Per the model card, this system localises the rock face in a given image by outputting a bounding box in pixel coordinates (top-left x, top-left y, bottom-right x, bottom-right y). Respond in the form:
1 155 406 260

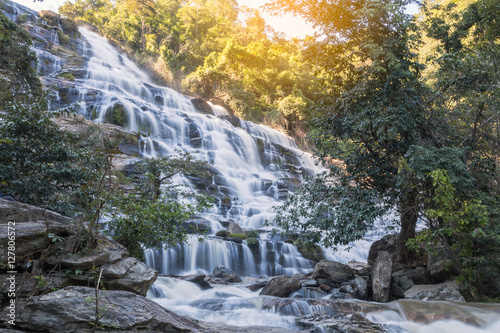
260 275 302 297
0 199 157 297
0 198 74 263
427 247 460 283
404 281 465 302
2 286 201 333
371 251 393 302
311 260 354 287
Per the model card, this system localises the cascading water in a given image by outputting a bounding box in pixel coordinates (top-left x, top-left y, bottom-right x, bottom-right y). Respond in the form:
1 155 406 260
74 27 321 278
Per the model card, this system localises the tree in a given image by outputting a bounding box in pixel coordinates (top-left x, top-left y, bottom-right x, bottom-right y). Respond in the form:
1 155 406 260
0 98 92 216
109 153 214 258
0 12 42 107
269 0 440 262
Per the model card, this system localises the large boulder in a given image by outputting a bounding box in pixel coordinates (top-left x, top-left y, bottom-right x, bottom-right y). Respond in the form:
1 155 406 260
367 234 397 266
0 199 74 263
260 275 302 297
404 281 465 302
226 221 244 235
1 286 201 332
311 260 354 287
212 265 242 283
183 273 212 290
427 246 460 283
371 251 393 303
101 257 158 296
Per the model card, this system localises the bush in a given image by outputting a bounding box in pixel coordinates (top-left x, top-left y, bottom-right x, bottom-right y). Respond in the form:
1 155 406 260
228 233 246 240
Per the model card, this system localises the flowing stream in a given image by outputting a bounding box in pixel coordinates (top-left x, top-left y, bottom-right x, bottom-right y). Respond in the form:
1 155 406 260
11 2 499 329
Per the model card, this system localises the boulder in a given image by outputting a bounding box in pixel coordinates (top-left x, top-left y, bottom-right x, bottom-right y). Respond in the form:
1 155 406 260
1 286 201 332
212 265 242 283
0 199 74 263
353 276 368 300
311 260 354 287
404 281 465 302
101 257 158 296
348 262 372 276
371 251 393 303
367 234 397 266
427 247 460 283
58 251 111 270
183 273 212 290
189 97 214 115
94 238 129 264
260 275 302 297
226 221 244 235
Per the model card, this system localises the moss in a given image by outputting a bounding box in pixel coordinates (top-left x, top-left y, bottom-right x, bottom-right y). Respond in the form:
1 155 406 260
246 230 259 238
246 237 259 246
104 103 129 128
58 73 75 81
216 229 228 237
60 18 78 37
228 233 246 240
90 108 98 120
57 30 70 46
16 14 27 24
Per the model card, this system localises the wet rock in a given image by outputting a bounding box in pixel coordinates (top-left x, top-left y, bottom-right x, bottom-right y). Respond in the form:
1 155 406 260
219 115 242 128
297 313 386 333
260 275 302 297
311 260 354 287
404 281 465 302
353 276 368 299
302 279 320 288
3 286 201 332
183 273 212 290
371 251 393 302
212 265 242 283
101 257 158 296
367 234 397 266
348 262 372 276
189 97 214 115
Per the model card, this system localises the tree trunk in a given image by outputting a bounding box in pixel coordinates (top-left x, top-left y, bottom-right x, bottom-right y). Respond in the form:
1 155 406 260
396 195 418 263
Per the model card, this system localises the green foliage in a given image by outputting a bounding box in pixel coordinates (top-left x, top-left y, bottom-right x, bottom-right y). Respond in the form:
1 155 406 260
59 0 318 133
0 98 93 215
109 153 214 258
408 169 499 298
0 12 42 107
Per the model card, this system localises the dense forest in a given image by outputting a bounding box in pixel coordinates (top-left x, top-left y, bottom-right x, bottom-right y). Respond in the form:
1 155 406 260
58 0 319 136
1 0 499 302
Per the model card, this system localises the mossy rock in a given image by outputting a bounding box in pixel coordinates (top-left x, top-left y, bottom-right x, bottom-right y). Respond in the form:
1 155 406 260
216 229 229 237
228 233 246 240
39 10 60 27
60 18 78 37
57 30 71 46
58 72 75 81
297 243 325 263
104 103 129 128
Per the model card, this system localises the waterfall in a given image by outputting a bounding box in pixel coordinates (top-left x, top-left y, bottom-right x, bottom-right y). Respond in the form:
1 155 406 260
74 27 320 276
